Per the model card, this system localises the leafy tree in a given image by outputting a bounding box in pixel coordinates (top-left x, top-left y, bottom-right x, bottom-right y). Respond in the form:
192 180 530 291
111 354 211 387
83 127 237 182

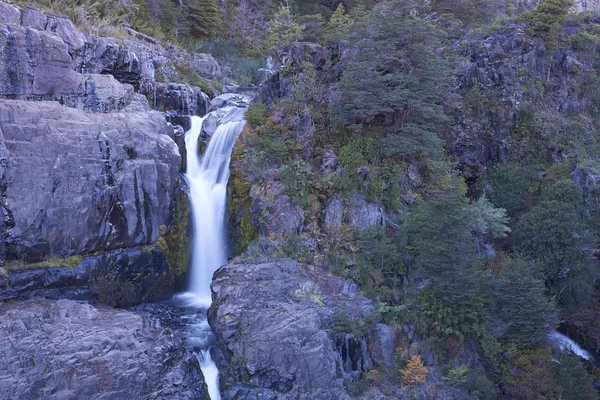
265 5 305 57
517 0 574 49
513 179 598 311
495 257 558 348
553 353 598 400
486 164 536 217
325 3 353 44
357 226 405 288
468 195 511 238
189 0 220 39
332 0 451 159
411 190 484 338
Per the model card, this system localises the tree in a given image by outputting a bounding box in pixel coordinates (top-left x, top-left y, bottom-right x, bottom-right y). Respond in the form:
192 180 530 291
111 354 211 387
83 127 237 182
553 353 598 400
411 190 484 338
265 5 305 57
401 355 428 386
324 3 353 44
495 257 558 348
517 0 574 49
513 179 598 311
331 0 451 159
188 0 220 39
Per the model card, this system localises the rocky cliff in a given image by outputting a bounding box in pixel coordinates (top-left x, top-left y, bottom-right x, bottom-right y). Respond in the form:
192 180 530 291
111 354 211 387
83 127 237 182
0 0 221 301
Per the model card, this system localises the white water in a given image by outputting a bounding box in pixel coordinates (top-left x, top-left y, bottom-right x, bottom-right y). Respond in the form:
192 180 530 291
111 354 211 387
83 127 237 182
549 331 594 361
197 350 221 400
176 100 247 400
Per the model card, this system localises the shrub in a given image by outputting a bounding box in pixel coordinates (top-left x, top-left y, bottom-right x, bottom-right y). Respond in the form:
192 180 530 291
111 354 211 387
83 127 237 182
401 355 428 386
245 103 269 127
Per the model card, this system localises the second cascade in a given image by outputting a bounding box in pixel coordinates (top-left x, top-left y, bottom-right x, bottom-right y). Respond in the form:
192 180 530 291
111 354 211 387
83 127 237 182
175 93 250 400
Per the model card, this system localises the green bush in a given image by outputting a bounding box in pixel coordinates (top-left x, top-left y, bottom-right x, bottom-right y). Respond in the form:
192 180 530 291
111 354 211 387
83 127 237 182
245 103 269 126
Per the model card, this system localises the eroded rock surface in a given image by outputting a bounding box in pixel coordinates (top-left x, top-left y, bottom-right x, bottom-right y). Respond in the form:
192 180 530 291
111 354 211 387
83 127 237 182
0 100 180 263
209 258 374 400
0 298 210 400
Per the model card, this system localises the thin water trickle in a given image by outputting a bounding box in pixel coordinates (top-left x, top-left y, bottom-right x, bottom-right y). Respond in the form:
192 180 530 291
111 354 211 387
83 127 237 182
175 103 247 400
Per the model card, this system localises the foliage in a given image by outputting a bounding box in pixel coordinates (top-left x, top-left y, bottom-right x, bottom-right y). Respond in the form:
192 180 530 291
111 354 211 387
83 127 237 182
444 364 469 386
486 164 536 217
494 256 558 348
569 28 599 51
324 3 353 44
265 5 305 57
513 179 598 311
411 191 485 338
188 0 220 39
552 353 598 400
517 0 574 49
332 0 451 159
401 355 428 386
278 161 314 205
503 349 562 400
357 226 405 291
245 103 269 126
468 195 511 238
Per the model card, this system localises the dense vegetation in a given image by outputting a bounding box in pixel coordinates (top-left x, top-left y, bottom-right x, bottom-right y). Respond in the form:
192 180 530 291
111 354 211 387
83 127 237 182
15 0 600 397
227 0 600 398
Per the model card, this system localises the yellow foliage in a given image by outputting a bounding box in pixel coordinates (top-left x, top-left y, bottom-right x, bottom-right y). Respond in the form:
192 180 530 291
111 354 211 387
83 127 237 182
401 355 428 386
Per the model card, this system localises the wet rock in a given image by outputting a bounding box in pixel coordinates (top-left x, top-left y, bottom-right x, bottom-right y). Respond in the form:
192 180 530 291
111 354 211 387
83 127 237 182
324 196 343 232
209 258 373 400
0 298 210 400
192 53 222 78
374 324 396 368
0 24 135 112
46 14 86 53
0 100 180 263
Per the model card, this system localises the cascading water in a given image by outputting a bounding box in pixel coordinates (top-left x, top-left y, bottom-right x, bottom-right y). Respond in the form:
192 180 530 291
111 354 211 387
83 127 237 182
548 331 594 362
174 96 248 400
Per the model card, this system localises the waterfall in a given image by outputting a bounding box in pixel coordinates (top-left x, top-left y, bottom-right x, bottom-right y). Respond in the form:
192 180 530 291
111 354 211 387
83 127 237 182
548 331 594 362
175 96 247 400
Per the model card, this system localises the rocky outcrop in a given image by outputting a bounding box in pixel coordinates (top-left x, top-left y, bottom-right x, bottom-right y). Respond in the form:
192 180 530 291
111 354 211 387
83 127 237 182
0 247 174 307
0 298 210 400
0 100 180 263
208 258 374 400
450 21 600 182
248 182 305 239
0 1 215 116
144 82 210 116
256 42 330 106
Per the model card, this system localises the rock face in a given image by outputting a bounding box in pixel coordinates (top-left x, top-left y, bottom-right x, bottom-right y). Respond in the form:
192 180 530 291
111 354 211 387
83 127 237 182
0 2 214 116
0 247 174 307
208 258 374 400
0 298 210 400
0 100 180 263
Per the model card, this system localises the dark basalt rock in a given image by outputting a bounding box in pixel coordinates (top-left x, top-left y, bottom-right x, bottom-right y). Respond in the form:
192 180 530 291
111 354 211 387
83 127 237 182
0 247 173 307
208 257 374 400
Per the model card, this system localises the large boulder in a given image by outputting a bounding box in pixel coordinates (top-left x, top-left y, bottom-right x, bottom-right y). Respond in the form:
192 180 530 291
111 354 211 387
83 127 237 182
0 100 180 263
209 258 373 400
0 298 210 400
